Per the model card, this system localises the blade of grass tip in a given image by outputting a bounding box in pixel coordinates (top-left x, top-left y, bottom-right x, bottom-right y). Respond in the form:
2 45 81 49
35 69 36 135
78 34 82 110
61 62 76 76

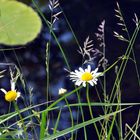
32 0 70 70
64 98 74 140
44 107 129 140
128 125 140 140
134 110 140 140
86 84 100 139
125 124 140 140
53 108 62 134
40 111 47 140
124 120 140 140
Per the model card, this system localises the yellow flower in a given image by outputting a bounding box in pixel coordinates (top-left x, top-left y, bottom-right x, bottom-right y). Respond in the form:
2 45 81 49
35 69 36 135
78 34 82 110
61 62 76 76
0 80 20 102
69 65 103 87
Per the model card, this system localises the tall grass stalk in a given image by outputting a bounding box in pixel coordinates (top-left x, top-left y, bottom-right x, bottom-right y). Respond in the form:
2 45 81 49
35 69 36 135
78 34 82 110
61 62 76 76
109 19 140 104
116 2 140 86
32 0 71 70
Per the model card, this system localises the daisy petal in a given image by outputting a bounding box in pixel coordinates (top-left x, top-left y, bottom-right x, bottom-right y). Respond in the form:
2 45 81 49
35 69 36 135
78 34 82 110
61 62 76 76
75 80 81 86
0 88 7 94
82 82 86 87
88 81 94 86
94 68 98 73
93 81 97 85
79 67 84 73
75 70 79 73
70 75 78 78
77 80 82 86
69 65 103 88
15 92 21 100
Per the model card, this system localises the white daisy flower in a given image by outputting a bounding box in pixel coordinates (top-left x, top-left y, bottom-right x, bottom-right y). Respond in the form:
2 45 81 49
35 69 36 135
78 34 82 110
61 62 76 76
69 65 103 87
0 80 21 102
58 88 67 95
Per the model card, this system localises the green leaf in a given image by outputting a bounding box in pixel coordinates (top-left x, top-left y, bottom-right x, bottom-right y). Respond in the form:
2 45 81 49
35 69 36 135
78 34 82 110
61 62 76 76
44 107 129 140
0 0 42 46
40 112 47 140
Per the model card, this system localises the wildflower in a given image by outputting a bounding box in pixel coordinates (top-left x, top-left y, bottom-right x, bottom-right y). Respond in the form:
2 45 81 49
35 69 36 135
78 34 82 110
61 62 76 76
58 88 67 95
69 65 102 87
0 80 21 102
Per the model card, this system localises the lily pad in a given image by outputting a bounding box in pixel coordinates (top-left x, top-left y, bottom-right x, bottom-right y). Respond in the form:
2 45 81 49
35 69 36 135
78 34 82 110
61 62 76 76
0 1 42 46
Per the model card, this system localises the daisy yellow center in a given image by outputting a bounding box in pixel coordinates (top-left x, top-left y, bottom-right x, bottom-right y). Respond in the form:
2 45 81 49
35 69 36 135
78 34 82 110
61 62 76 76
81 72 93 81
5 91 17 102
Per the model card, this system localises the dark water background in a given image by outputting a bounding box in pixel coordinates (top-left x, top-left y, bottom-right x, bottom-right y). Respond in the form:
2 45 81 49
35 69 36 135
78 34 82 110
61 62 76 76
0 0 140 139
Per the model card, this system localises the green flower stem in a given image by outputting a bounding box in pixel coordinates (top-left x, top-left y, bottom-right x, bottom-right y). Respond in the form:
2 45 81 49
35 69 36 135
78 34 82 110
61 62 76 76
76 91 88 140
13 101 28 140
64 97 74 140
86 84 100 139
